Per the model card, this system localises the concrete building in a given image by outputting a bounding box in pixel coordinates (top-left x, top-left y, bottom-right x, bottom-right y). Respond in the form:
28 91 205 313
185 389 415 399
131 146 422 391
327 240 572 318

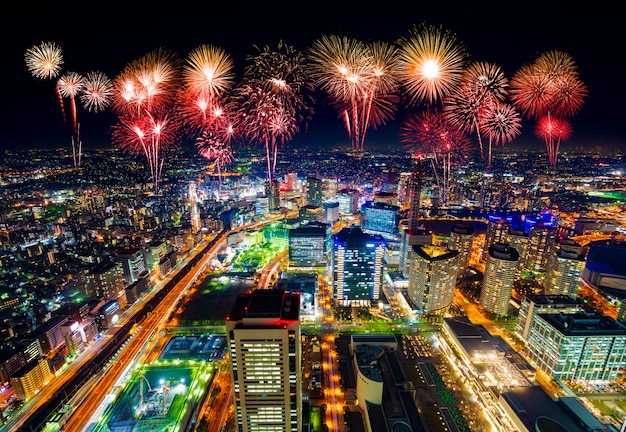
480 243 519 317
408 245 459 315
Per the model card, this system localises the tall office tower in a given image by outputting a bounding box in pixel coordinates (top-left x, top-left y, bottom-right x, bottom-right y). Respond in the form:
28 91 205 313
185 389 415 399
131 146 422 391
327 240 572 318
408 245 459 315
322 177 338 201
397 172 412 205
285 172 299 192
480 243 519 317
265 180 280 211
306 176 323 207
226 289 301 432
336 189 360 215
544 244 586 296
332 226 385 306
381 169 399 193
360 201 400 237
288 221 331 270
523 225 557 275
323 200 339 225
189 181 200 233
482 215 512 262
449 223 475 278
516 294 585 341
506 227 529 277
400 159 432 276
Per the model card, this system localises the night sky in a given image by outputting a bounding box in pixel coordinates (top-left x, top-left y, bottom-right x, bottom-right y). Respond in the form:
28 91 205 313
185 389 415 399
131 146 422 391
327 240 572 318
3 1 625 154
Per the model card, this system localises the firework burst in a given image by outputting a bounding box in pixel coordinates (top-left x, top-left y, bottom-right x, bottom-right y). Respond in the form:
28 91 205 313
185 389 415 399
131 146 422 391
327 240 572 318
396 22 468 106
112 48 183 190
479 102 522 169
179 44 236 135
400 109 471 206
25 41 64 80
234 40 314 181
443 61 508 160
80 71 114 113
510 50 587 167
534 114 573 167
308 35 399 153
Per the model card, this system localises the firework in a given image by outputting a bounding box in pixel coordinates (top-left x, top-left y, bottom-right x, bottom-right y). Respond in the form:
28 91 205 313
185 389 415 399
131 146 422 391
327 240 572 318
443 61 508 160
534 115 573 168
510 50 587 167
308 35 399 152
112 48 183 190
80 71 114 113
400 109 471 206
179 45 236 134
396 22 468 106
233 41 313 181
57 71 85 166
25 41 64 80
479 102 522 169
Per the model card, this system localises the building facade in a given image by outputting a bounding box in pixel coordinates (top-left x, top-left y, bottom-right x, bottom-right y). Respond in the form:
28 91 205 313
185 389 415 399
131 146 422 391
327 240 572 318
479 243 519 317
408 245 459 315
226 289 301 432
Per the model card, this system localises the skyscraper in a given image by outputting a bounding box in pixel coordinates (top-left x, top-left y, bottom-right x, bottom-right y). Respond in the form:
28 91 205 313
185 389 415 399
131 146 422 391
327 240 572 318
408 245 459 315
332 226 385 306
544 246 586 296
306 176 323 207
189 181 200 233
449 223 475 278
480 243 519 317
226 289 301 432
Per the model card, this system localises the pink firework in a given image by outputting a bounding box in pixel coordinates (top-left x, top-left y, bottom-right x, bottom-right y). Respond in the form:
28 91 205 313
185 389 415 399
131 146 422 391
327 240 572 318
534 115 573 168
479 102 522 170
179 44 236 135
112 48 183 190
400 109 471 206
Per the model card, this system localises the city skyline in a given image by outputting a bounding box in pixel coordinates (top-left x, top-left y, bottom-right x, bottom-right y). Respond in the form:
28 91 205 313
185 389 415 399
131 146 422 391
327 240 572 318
3 2 625 158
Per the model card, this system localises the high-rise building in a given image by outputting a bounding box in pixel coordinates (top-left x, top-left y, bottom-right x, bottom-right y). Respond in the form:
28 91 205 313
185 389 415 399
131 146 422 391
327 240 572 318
189 181 200 233
449 223 475 278
226 289 301 432
265 180 280 211
336 189 360 215
582 240 626 297
360 201 400 237
526 312 626 381
381 169 399 193
544 245 586 296
306 176 323 207
482 215 512 262
332 226 385 306
524 225 557 275
408 245 459 315
323 200 339 225
288 222 331 270
506 227 529 277
480 243 519 317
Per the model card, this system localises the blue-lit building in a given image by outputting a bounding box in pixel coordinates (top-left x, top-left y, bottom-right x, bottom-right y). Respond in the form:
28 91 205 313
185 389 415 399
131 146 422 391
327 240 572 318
336 189 360 215
360 201 400 237
332 226 385 306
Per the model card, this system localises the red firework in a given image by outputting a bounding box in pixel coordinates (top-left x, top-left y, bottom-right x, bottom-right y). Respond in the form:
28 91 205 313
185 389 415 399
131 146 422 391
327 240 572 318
534 115 573 168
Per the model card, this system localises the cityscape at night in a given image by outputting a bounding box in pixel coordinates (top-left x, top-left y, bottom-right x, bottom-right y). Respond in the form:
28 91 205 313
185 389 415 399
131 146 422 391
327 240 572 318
2 3 626 432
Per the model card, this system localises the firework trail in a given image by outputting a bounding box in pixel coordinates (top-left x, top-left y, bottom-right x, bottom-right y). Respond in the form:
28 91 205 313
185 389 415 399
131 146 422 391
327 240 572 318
233 40 314 182
112 48 183 191
196 102 238 186
509 50 587 167
57 71 85 166
400 109 471 206
308 35 399 153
